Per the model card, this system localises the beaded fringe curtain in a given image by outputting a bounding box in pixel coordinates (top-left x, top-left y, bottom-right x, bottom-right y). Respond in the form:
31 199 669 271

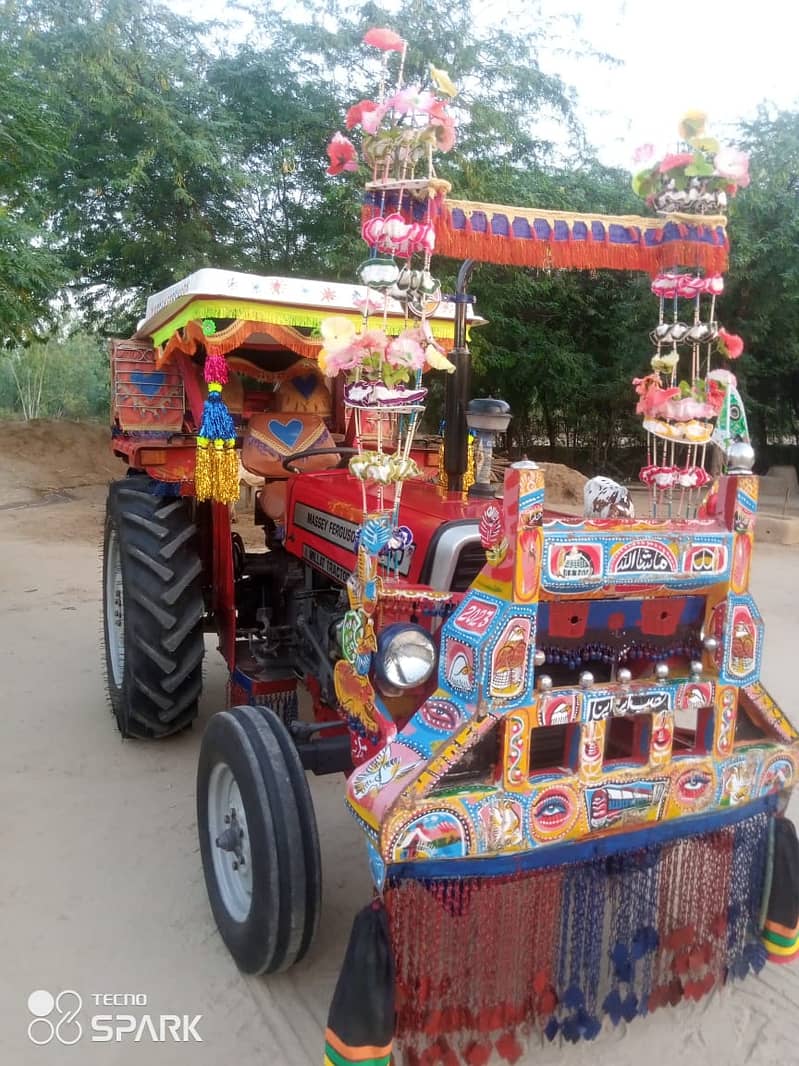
385 810 770 1065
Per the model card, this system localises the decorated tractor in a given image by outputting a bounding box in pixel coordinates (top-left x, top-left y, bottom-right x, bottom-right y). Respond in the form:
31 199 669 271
102 33 799 1066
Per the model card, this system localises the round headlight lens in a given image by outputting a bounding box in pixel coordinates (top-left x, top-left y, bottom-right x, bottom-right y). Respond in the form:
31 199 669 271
374 623 437 695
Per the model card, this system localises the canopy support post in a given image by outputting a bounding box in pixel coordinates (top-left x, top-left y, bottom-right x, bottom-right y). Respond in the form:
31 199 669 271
443 258 476 494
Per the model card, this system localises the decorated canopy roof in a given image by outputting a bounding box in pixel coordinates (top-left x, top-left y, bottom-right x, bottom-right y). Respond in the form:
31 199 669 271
135 268 483 362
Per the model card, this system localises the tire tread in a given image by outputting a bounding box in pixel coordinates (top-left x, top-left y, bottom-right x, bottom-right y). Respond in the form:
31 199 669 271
103 477 204 738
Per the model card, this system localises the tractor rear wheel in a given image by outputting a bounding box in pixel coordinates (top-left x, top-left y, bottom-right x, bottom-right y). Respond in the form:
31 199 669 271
103 477 204 738
197 705 322 974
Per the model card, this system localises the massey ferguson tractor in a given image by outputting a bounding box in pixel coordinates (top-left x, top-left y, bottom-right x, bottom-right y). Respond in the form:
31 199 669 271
102 47 799 1057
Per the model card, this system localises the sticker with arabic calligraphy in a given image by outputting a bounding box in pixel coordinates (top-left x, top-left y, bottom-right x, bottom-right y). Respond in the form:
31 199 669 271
609 540 678 577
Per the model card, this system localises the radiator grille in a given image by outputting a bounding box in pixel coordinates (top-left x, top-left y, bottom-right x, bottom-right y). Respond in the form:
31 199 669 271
450 540 487 591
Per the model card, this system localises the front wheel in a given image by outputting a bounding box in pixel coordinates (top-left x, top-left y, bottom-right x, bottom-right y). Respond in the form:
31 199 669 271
197 705 322 974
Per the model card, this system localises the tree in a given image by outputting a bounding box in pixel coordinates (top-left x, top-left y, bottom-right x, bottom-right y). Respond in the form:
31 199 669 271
723 107 799 451
4 0 242 334
0 5 66 344
0 332 108 419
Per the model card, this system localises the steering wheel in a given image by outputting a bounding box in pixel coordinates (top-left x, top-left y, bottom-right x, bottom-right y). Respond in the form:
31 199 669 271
281 446 359 474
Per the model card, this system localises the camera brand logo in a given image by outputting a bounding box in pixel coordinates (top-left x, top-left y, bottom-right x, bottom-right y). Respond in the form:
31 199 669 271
26 990 202 1044
27 990 83 1046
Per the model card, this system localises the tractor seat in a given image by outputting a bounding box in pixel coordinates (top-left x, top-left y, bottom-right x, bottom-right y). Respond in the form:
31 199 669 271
241 413 340 524
241 413 340 480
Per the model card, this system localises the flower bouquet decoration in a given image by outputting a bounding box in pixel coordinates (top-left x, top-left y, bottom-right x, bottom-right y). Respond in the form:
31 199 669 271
636 269 751 517
632 112 750 216
321 27 459 531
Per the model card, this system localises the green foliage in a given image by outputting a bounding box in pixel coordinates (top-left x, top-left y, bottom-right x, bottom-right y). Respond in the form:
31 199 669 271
0 0 794 466
723 108 799 448
0 5 67 344
5 0 242 334
0 333 109 419
463 163 652 458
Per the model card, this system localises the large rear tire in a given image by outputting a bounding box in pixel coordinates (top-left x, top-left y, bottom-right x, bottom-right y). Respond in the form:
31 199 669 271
197 705 322 974
103 477 204 738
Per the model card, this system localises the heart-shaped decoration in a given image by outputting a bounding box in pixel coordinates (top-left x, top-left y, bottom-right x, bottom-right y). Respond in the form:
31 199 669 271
131 371 166 397
291 374 318 400
361 213 436 256
268 418 304 449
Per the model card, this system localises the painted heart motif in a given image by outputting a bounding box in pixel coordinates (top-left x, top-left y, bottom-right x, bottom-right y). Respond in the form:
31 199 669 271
291 374 318 400
268 418 304 449
131 371 166 397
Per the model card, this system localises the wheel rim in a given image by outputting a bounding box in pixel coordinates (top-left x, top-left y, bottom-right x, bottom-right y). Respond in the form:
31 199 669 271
105 527 125 688
208 762 253 923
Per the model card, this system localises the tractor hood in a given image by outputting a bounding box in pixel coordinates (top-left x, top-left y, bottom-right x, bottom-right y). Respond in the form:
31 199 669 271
284 469 490 590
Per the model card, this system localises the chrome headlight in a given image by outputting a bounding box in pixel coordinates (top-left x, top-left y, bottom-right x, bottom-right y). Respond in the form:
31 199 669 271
374 623 436 696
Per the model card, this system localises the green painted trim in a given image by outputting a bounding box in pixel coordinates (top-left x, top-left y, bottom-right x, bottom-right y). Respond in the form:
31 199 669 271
324 1041 391 1066
763 927 799 949
150 298 461 347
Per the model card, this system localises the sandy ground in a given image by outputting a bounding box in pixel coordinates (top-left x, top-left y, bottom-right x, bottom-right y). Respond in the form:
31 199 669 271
0 421 798 1066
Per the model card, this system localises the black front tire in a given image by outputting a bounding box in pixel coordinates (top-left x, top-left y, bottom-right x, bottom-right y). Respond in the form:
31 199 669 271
197 705 322 974
102 477 204 738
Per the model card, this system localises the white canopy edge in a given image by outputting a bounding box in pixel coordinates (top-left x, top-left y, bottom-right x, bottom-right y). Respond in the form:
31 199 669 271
137 268 482 338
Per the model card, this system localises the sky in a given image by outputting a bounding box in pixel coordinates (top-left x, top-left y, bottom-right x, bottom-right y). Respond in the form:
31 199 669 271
164 0 799 168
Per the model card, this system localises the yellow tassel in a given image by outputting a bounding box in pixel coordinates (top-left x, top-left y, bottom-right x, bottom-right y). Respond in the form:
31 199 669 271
462 434 476 497
437 434 475 494
216 440 240 505
195 437 239 504
195 437 213 501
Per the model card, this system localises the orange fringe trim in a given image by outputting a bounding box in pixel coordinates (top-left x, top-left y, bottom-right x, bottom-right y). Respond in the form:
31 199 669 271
360 200 730 275
159 319 322 367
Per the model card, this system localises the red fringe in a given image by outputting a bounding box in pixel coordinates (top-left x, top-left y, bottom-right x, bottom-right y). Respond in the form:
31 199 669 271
385 870 563 1059
648 829 733 1011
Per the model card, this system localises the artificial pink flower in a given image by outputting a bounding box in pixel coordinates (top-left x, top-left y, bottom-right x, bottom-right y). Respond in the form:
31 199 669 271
326 132 358 175
346 100 380 130
658 152 694 174
363 27 405 52
324 342 363 374
428 99 456 152
361 104 388 135
387 85 436 116
386 329 426 370
707 378 726 413
356 328 389 356
633 143 656 164
718 328 745 359
433 116 456 152
428 98 450 123
714 148 750 188
632 374 680 417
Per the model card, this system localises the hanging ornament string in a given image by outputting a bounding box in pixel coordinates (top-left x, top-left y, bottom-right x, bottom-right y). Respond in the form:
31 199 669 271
195 352 239 504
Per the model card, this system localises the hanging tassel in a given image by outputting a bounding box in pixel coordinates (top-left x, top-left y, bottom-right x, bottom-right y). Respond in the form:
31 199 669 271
196 354 239 504
323 900 395 1066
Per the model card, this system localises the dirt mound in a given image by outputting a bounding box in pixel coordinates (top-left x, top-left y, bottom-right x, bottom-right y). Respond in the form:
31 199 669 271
537 461 587 505
493 458 587 508
1 419 124 494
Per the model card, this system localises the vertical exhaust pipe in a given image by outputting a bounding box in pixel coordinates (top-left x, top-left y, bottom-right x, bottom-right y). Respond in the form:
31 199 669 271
443 258 476 493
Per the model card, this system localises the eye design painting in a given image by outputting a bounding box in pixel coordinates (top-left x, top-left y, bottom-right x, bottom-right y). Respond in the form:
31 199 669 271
531 785 579 840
